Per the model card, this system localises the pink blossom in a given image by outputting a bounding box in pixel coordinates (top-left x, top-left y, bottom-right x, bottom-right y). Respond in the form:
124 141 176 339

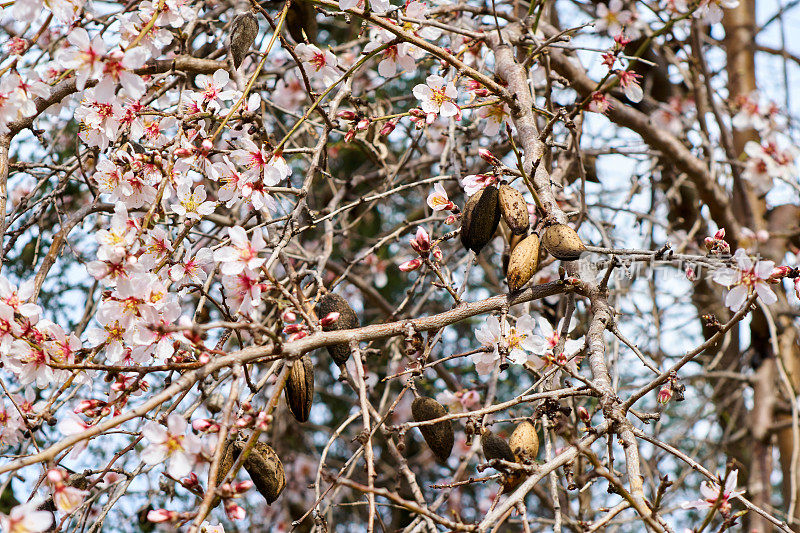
0 498 53 533
214 226 268 276
712 249 778 311
142 413 201 479
682 469 743 516
426 182 455 211
413 75 460 120
295 44 339 85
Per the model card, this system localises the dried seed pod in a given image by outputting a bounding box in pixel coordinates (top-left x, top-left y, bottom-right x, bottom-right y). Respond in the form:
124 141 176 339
506 233 540 292
460 185 501 254
284 355 314 422
411 396 454 463
228 12 259 69
235 441 286 504
205 393 225 414
286 0 317 43
215 439 238 488
480 430 515 463
498 184 529 235
316 293 359 365
509 420 539 463
541 223 586 261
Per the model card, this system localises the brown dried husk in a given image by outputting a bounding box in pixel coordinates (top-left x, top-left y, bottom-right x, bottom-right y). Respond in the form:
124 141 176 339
498 184 530 235
509 420 539 463
480 430 515 463
235 441 286 504
541 223 586 260
228 12 259 68
284 355 314 422
286 0 317 43
506 233 540 292
411 397 454 462
460 185 501 254
316 293 359 364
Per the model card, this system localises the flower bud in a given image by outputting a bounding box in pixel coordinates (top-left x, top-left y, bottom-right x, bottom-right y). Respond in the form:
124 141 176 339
399 258 422 272
356 118 370 131
337 110 357 121
577 406 590 423
379 120 397 136
147 509 178 523
320 312 341 326
478 148 500 166
657 384 673 404
344 128 356 143
281 309 297 323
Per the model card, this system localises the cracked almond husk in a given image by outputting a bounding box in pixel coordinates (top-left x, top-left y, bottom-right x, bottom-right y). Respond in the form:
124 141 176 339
498 184 529 235
509 420 539 463
460 185 501 254
228 12 259 69
284 354 314 422
541 223 586 261
506 233 540 292
411 396 454 463
235 441 286 504
316 292 359 365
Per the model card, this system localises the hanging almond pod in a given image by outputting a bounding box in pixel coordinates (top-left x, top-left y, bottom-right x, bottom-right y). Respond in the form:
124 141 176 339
286 0 317 43
480 430 515 463
316 293 359 365
284 355 314 422
498 184 529 235
235 441 286 504
460 185 501 254
411 396 454 462
541 223 586 260
509 420 539 463
506 233 540 292
228 12 259 69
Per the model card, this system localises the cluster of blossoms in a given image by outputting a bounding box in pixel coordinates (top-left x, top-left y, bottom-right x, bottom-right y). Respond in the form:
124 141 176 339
473 314 584 375
399 227 443 272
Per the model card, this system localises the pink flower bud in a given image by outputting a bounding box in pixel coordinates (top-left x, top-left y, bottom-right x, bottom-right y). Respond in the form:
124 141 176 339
182 473 200 489
198 352 211 365
47 469 67 483
337 110 357 121
356 118 370 131
281 309 297 323
479 148 500 166
256 411 273 430
320 312 340 326
224 501 246 520
685 267 696 281
431 246 443 262
769 266 790 281
398 258 422 272
577 406 590 423
201 139 213 151
379 120 397 137
344 128 356 143
409 227 431 254
192 419 220 432
283 324 303 334
445 214 457 224
287 331 308 341
704 237 716 250
233 480 253 494
174 147 192 158
714 228 726 240
657 384 673 404
409 108 426 118
147 509 177 523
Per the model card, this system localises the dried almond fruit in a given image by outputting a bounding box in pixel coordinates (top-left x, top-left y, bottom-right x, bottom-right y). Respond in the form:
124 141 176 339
235 441 286 504
460 185 501 254
284 355 314 422
506 233 540 292
541 223 586 261
509 420 539 463
411 396 454 463
498 184 529 235
228 12 259 69
316 292 359 365
480 430 515 463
